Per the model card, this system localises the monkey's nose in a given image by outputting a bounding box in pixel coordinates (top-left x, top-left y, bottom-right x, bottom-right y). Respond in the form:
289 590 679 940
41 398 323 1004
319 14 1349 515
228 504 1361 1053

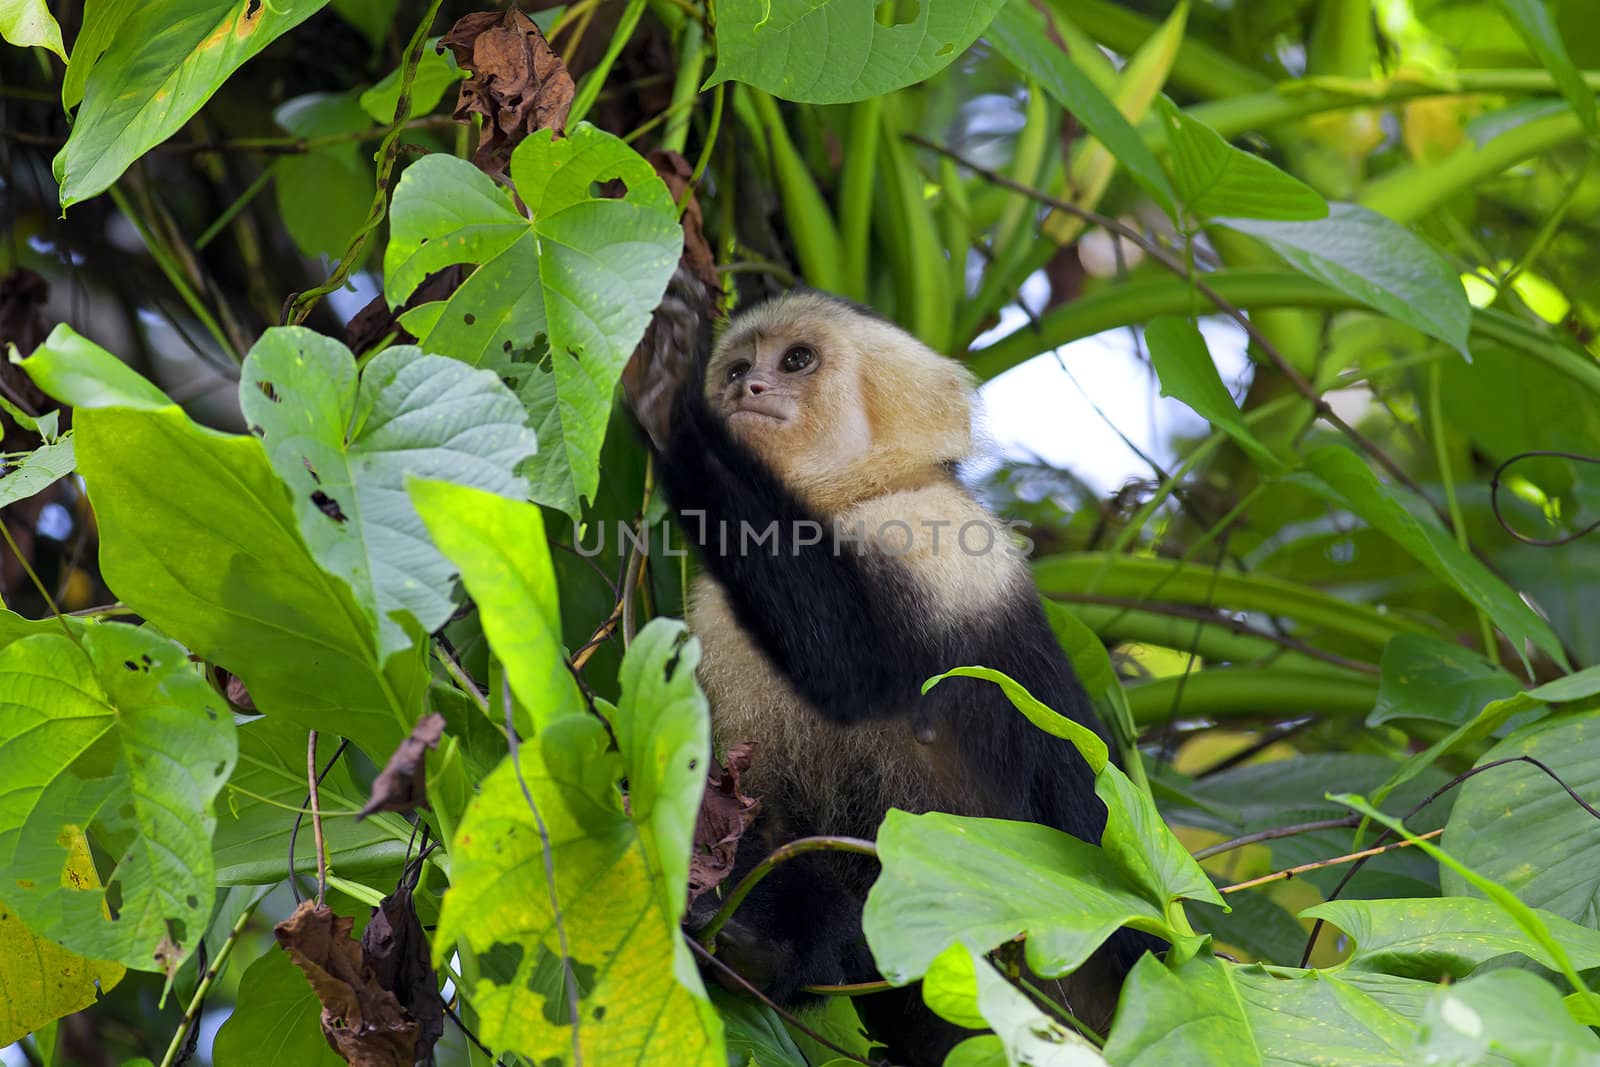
747 381 766 395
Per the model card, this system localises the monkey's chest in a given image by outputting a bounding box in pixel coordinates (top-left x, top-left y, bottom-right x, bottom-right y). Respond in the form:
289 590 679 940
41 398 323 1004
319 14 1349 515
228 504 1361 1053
687 578 976 836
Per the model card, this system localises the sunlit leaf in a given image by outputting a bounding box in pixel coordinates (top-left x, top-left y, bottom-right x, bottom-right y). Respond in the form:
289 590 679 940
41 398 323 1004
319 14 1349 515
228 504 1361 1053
0 436 74 509
0 623 235 976
923 943 1108 1065
384 124 682 520
55 0 329 208
241 329 537 661
0 0 65 57
706 0 1006 104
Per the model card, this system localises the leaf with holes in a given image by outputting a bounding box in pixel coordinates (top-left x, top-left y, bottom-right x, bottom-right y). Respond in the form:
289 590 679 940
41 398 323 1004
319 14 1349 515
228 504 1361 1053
21 326 427 759
432 618 721 1063
384 123 681 520
54 0 327 208
0 623 235 976
241 328 536 662
705 0 1008 104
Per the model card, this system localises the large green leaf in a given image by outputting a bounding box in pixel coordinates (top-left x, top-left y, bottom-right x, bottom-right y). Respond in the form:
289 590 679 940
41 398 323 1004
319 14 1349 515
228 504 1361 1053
384 124 681 520
0 623 235 975
241 329 536 661
1299 445 1568 668
1304 896 1600 979
1158 97 1327 222
432 619 721 1064
409 481 581 734
987 0 1176 219
22 327 425 758
1104 953 1425 1066
214 716 413 885
923 943 1107 1065
0 0 64 57
54 0 328 208
1414 969 1600 1067
1442 711 1600 925
705 0 1005 104
1144 316 1284 473
1221 204 1472 355
863 810 1167 986
211 946 344 1067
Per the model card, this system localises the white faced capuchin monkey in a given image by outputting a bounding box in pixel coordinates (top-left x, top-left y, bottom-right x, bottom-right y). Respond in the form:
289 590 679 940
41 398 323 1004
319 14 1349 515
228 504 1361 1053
627 290 1156 1064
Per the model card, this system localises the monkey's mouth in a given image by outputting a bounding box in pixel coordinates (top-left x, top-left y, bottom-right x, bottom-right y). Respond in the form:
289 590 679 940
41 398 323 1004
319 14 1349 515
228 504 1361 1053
728 399 794 426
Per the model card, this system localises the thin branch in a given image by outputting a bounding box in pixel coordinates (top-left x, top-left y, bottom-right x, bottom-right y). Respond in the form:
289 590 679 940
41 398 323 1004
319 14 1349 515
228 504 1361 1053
696 836 878 950
1192 815 1359 860
687 939 890 1067
1221 828 1443 893
503 680 582 1064
908 134 1449 527
157 899 259 1067
307 731 329 906
288 738 350 904
1490 449 1600 546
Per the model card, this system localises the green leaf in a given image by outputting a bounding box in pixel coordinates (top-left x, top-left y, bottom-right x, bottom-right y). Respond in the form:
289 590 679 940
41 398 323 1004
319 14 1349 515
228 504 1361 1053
1041 600 1138 752
0 436 74 509
1104 954 1426 1066
60 0 138 109
705 0 1005 104
331 0 397 46
1370 635 1522 728
712 988 808 1067
272 93 375 262
988 1 1176 219
384 125 682 520
409 481 581 734
923 943 1108 1065
1220 204 1472 355
1144 316 1285 474
1417 969 1600 1067
1495 0 1597 135
433 622 721 1063
1441 711 1600 925
862 809 1167 986
925 666 1108 771
54 0 328 208
23 328 425 758
0 834 124 1045
1299 445 1567 669
358 40 464 122
0 0 65 57
214 717 412 885
0 623 235 976
1303 896 1600 979
241 329 537 661
212 946 345 1067
1157 97 1327 222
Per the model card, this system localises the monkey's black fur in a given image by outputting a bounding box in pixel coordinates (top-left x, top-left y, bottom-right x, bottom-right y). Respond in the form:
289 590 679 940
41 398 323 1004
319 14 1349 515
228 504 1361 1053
654 330 1158 1062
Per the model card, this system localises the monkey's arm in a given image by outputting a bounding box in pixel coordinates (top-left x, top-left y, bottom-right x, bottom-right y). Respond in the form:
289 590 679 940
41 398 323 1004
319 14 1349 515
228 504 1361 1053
659 392 936 718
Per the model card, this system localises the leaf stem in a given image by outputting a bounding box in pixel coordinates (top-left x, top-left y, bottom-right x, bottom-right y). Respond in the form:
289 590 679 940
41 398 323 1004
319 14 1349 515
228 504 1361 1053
157 900 258 1067
695 835 878 951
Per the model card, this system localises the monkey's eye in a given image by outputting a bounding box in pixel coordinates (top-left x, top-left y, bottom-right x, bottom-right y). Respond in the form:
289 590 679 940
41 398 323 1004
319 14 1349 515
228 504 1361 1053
726 359 751 382
781 345 815 372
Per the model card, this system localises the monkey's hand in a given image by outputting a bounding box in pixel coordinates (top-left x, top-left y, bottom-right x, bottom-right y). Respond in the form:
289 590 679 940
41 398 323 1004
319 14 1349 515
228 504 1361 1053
623 263 708 451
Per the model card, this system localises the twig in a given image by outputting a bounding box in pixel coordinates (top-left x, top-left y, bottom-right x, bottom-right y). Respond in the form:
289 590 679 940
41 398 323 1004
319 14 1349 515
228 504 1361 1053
1490 449 1600 546
1194 718 1316 778
288 738 350 904
0 516 81 648
1220 828 1444 893
1299 754 1600 964
696 836 878 951
502 681 582 1063
285 0 446 325
157 900 259 1067
908 134 1449 527
1192 815 1359 860
307 731 328 906
687 939 890 1067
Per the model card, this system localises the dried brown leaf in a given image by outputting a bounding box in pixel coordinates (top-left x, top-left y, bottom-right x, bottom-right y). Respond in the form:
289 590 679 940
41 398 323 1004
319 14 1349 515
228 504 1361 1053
687 742 761 904
440 8 574 178
274 901 416 1067
358 712 446 821
361 885 444 1065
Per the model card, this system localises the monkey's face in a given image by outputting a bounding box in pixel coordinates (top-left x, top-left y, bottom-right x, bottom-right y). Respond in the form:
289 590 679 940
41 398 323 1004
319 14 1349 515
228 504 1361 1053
705 311 872 477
